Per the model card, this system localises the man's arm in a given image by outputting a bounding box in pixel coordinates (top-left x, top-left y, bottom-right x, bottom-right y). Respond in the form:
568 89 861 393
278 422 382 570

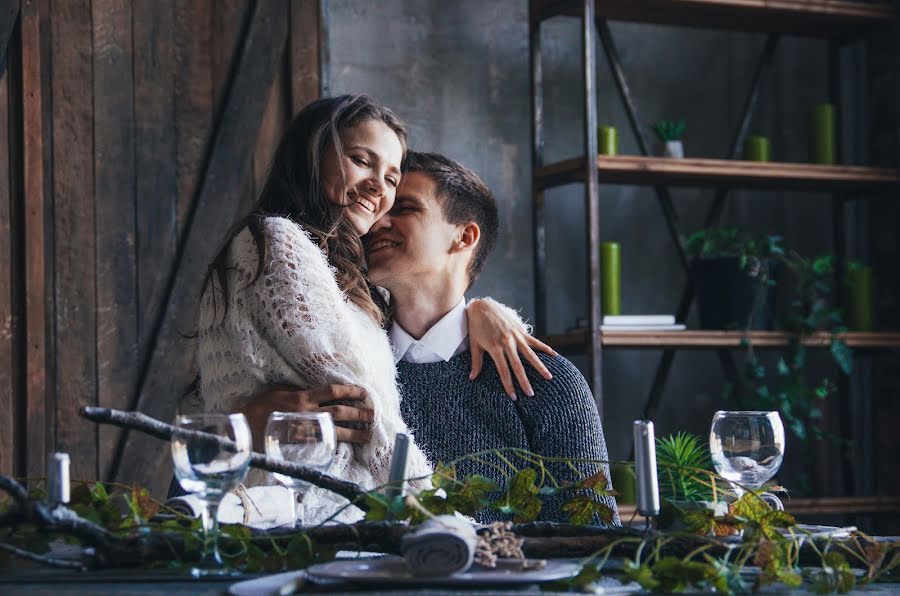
513 354 620 526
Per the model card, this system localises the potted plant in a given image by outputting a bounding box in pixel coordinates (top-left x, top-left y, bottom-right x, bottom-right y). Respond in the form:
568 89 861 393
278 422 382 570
653 432 734 534
685 230 856 486
685 228 782 330
653 119 686 157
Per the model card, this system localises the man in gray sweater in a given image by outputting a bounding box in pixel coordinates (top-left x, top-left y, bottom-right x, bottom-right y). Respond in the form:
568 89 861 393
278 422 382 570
364 151 618 525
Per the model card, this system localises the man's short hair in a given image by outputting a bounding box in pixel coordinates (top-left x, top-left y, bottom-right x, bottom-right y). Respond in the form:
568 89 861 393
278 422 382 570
403 151 499 286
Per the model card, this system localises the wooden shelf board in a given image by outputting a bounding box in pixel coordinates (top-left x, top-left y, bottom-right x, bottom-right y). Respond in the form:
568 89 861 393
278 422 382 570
541 329 900 351
535 155 899 192
618 496 900 522
534 0 895 38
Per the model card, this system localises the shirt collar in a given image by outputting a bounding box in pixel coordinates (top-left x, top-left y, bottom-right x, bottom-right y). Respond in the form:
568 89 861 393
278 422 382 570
390 298 468 364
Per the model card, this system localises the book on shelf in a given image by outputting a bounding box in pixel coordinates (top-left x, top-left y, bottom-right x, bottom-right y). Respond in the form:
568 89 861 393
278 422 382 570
602 315 676 326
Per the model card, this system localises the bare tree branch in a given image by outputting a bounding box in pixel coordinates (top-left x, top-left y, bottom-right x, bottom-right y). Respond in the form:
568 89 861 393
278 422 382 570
0 476 29 506
80 407 370 510
0 542 87 570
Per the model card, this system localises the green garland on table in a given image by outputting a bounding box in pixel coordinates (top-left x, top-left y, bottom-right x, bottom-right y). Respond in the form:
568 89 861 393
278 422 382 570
2 459 898 593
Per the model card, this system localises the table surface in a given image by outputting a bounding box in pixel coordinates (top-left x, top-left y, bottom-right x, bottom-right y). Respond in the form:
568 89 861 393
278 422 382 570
2 564 900 595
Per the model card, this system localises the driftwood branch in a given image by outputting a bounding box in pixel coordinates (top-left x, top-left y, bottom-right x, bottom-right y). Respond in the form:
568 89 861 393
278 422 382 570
80 407 370 511
1 486 893 573
0 542 87 570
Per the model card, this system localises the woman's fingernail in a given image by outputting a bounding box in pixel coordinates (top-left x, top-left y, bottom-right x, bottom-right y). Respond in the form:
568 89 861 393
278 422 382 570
509 393 517 401
527 388 535 397
469 372 475 380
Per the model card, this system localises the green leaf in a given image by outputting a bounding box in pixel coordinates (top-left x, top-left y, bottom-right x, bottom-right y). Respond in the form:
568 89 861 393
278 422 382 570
90 482 110 504
830 339 853 375
546 562 603 591
502 468 542 523
651 557 718 593
362 492 391 521
446 474 500 514
561 494 614 526
811 552 857 593
777 357 791 376
754 540 803 589
432 462 457 490
623 560 659 591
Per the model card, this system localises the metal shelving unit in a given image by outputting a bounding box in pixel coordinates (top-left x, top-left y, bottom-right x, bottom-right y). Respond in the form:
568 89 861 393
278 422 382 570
529 0 899 499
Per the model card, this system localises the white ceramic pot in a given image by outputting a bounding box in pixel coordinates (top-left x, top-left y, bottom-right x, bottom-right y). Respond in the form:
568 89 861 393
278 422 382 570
662 140 684 158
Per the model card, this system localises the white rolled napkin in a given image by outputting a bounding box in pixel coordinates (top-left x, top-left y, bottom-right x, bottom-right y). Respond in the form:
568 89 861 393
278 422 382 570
401 514 477 577
164 485 295 530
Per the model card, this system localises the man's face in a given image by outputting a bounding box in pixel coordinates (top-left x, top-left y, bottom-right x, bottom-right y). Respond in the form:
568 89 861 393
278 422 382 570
364 172 460 291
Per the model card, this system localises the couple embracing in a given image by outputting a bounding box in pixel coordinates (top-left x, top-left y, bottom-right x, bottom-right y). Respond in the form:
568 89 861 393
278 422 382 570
193 94 618 526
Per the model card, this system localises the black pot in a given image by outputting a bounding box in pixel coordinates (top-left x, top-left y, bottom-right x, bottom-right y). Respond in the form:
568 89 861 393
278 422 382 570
692 257 777 330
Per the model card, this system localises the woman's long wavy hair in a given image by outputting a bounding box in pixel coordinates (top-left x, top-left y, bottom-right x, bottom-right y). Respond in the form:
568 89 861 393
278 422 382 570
207 94 407 326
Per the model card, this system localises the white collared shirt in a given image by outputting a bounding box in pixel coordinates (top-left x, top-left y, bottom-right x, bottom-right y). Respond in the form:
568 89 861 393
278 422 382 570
390 298 469 364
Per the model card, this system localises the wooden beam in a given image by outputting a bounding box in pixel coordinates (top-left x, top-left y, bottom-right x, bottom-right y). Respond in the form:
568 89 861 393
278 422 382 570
93 0 137 480
0 9 14 477
133 0 178 363
21 0 53 481
0 0 18 77
109 0 290 494
173 0 214 238
50 0 97 480
289 0 321 115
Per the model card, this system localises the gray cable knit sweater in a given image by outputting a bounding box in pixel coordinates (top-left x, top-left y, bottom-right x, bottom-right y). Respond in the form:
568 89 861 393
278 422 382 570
397 351 620 526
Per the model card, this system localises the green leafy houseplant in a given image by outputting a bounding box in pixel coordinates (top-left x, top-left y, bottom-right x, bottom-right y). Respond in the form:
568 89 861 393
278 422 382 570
655 432 715 503
685 228 855 448
653 119 686 142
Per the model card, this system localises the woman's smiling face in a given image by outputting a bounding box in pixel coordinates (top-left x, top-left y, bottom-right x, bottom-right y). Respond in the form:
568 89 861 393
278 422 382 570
321 119 404 236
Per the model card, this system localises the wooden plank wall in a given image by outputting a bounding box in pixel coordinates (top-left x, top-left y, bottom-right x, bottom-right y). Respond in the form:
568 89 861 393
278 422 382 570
1 0 321 491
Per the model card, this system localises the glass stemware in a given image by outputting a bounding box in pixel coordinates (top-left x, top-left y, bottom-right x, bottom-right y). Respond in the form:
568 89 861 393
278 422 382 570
171 413 252 577
709 410 785 507
264 412 337 528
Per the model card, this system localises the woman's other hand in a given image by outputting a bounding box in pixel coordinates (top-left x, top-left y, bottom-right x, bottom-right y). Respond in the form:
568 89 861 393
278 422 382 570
465 298 557 400
238 384 374 450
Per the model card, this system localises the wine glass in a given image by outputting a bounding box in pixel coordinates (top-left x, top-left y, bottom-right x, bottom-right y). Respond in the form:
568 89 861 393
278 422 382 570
710 411 785 508
264 412 337 527
171 413 252 577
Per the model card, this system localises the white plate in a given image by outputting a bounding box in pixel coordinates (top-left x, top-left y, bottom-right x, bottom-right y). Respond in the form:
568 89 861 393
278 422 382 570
306 557 583 586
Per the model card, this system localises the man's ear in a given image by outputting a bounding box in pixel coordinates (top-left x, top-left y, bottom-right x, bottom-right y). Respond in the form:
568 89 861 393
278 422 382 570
451 222 480 254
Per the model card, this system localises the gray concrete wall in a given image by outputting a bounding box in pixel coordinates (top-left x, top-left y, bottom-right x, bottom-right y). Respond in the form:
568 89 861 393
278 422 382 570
326 1 860 479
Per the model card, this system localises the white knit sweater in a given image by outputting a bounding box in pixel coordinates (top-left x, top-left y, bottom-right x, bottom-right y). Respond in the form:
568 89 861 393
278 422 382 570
197 216 433 524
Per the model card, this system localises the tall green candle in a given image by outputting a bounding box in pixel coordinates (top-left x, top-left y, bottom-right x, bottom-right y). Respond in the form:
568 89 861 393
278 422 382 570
847 266 874 331
809 103 837 165
598 126 618 156
601 242 621 316
744 135 771 162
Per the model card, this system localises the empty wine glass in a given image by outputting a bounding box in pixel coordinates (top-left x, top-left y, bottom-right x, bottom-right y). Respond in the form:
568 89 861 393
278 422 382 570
710 411 785 508
265 412 337 527
171 413 252 577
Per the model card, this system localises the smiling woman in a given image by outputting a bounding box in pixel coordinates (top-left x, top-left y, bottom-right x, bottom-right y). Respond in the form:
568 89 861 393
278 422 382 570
195 94 435 524
320 119 404 236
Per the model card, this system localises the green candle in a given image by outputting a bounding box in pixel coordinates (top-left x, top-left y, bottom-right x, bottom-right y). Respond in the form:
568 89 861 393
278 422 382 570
809 103 837 165
598 126 618 156
601 242 621 316
847 266 874 331
743 135 770 162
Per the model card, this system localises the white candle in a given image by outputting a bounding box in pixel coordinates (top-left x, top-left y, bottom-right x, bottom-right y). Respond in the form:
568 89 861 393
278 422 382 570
633 421 660 517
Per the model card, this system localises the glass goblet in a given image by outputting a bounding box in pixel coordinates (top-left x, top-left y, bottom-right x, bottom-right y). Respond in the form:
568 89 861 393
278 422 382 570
709 410 785 508
264 412 337 528
171 413 252 577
